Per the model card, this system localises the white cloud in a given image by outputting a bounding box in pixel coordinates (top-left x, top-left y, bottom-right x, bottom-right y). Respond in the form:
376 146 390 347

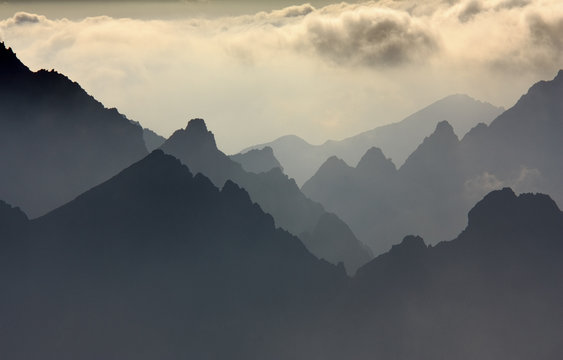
1 1 562 153
464 167 544 203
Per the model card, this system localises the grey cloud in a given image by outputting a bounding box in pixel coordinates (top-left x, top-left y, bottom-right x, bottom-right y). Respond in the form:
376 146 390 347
7 12 46 26
495 0 530 10
275 3 315 18
528 13 563 51
305 11 438 67
458 0 482 22
492 13 563 71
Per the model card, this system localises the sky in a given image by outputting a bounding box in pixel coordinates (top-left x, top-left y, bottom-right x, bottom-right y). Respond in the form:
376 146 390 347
1 0 562 153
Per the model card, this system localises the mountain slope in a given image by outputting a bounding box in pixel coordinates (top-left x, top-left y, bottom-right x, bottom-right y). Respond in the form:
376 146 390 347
241 94 502 185
2 183 561 359
0 42 148 217
161 119 372 273
142 127 166 152
303 70 563 255
326 188 563 360
344 94 504 167
461 70 563 205
230 146 283 174
0 150 346 360
347 189 563 359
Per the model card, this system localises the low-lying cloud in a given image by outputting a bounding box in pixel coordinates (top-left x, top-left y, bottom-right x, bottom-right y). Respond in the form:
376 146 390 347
464 167 544 204
1 0 562 153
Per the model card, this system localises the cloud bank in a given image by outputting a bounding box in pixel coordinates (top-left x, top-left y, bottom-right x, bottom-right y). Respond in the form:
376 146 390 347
1 0 562 153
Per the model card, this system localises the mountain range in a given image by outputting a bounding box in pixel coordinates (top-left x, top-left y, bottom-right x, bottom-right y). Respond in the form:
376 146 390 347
0 40 561 359
1 154 561 359
241 94 503 186
0 150 347 360
230 146 283 174
0 42 370 274
302 70 563 255
325 188 563 360
160 119 372 274
0 42 148 218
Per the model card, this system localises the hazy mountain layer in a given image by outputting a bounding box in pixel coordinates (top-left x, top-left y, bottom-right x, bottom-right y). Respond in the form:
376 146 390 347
0 150 346 360
303 71 563 255
0 42 148 217
142 127 166 152
160 119 372 274
323 188 563 360
230 146 283 174
2 168 561 359
241 94 503 185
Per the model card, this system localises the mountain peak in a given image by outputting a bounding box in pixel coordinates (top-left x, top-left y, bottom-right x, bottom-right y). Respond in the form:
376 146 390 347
390 235 427 256
325 155 349 168
400 120 459 174
434 120 456 136
184 118 215 145
163 118 218 154
0 42 30 77
186 118 208 133
356 147 396 174
317 156 352 176
423 120 459 148
466 187 563 238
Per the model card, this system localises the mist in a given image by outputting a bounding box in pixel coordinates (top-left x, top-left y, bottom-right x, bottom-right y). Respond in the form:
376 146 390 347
1 0 562 153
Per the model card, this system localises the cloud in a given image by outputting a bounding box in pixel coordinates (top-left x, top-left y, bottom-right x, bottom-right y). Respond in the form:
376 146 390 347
494 0 530 10
464 167 543 203
527 13 563 52
270 3 315 18
1 1 562 153
458 0 483 22
4 12 47 26
303 7 439 67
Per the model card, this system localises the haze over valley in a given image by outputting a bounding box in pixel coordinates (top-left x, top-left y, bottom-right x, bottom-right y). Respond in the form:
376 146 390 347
1 1 562 359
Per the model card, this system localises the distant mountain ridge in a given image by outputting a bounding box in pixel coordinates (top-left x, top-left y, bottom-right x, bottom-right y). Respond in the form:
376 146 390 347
0 42 148 217
0 40 561 359
331 188 563 360
303 70 563 255
0 150 347 360
161 119 372 274
143 127 166 151
230 146 283 174
241 94 503 185
1 166 561 359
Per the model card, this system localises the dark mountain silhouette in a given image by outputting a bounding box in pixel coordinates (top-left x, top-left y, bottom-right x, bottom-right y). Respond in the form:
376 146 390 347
323 188 563 360
161 118 245 186
230 146 283 174
160 119 371 273
2 179 561 359
241 94 503 185
0 150 347 360
142 127 166 152
0 42 148 217
0 200 28 241
303 71 563 255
